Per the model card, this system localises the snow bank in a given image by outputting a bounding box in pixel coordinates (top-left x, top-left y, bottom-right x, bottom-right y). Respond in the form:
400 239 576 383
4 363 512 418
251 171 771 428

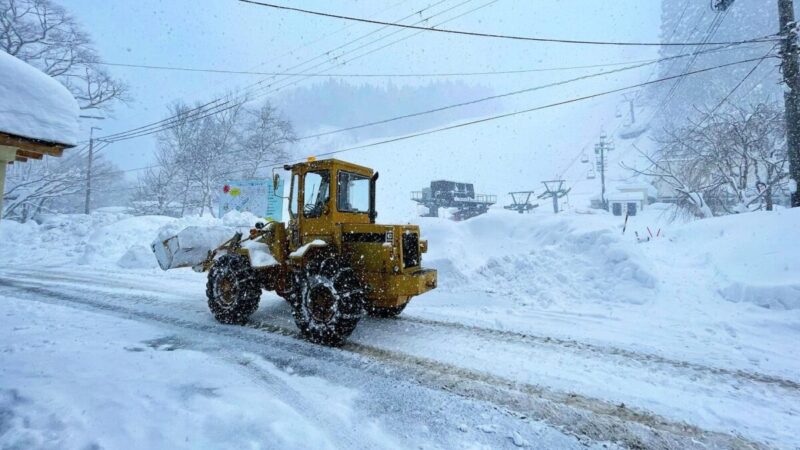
81 215 176 266
1 205 796 313
420 209 656 306
0 211 262 270
0 51 79 146
666 208 800 310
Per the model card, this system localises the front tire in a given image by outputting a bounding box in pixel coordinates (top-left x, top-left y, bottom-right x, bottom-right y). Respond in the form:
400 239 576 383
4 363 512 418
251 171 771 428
290 254 364 346
207 254 261 325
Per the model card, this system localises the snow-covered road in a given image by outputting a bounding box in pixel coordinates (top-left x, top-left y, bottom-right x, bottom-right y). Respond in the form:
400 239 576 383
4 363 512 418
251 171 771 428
0 268 592 450
2 208 798 449
1 265 795 449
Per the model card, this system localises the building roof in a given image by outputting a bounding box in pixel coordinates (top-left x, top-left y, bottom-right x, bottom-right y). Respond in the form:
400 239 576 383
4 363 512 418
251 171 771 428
615 180 659 197
607 191 645 202
0 51 79 148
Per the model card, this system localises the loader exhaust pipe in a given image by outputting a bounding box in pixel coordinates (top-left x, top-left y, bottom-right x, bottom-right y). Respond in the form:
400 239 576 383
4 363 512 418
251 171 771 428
369 172 379 223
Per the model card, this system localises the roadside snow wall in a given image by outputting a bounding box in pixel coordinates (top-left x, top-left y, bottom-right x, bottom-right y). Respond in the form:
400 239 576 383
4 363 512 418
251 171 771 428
420 210 657 307
667 208 800 310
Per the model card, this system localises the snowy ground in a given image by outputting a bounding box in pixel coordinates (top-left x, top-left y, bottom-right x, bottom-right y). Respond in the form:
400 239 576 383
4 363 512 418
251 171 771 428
1 206 799 449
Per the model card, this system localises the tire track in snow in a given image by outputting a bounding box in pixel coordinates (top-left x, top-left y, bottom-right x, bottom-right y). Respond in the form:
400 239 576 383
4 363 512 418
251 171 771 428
396 315 800 391
4 268 797 393
0 276 769 450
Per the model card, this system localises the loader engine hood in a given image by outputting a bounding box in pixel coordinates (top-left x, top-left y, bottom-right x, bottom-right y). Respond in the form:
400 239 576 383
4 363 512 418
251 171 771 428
340 223 426 272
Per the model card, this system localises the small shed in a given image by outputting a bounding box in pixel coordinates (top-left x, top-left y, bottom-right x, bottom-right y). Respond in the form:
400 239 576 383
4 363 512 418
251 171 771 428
0 51 79 219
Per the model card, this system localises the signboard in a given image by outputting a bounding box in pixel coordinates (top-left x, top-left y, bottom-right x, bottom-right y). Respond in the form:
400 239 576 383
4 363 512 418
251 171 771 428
218 178 284 222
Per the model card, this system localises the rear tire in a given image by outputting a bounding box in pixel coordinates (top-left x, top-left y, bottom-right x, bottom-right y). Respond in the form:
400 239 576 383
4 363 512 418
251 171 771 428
290 254 364 346
366 303 407 318
207 254 261 325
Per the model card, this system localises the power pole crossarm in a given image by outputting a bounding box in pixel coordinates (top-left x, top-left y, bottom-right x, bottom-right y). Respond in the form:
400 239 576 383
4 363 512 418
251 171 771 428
778 0 800 207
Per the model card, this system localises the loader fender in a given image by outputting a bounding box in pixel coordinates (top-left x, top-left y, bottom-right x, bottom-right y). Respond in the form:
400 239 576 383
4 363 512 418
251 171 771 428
288 239 328 261
240 239 279 268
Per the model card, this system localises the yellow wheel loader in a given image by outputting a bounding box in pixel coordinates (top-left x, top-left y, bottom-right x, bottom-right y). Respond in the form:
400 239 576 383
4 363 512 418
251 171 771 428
154 158 437 345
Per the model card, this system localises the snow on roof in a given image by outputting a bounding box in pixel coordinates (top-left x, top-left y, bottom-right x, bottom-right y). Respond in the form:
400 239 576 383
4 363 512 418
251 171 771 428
616 180 658 197
0 51 79 146
607 191 645 202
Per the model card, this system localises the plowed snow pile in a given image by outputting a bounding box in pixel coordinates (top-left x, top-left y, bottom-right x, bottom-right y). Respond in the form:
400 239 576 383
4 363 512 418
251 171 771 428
420 210 656 306
665 208 800 310
1 207 797 313
0 210 260 270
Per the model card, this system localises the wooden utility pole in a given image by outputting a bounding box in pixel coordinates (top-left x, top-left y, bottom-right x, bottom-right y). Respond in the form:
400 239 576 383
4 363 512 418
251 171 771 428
778 0 800 207
84 126 101 215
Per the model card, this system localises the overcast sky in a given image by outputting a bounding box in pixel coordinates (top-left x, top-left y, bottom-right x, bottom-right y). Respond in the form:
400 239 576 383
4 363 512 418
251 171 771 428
65 0 661 172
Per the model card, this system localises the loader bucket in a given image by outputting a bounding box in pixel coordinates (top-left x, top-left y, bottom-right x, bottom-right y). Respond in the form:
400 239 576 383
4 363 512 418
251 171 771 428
152 226 235 271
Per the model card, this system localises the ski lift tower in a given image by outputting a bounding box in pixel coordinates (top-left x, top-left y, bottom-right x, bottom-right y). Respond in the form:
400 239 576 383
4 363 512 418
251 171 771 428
411 180 497 220
504 191 539 213
538 180 571 213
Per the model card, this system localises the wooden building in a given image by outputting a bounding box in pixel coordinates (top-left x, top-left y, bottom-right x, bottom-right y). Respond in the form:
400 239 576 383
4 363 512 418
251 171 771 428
0 51 79 219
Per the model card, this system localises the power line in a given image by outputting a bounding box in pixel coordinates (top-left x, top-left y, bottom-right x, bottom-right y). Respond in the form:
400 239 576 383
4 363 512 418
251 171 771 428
244 0 491 100
84 0 419 145
94 55 770 193
301 56 769 161
554 2 714 183
659 9 730 110
96 0 492 146
90 57 675 77
102 41 769 150
238 0 781 47
98 7 770 147
686 44 777 135
92 0 460 144
294 43 770 142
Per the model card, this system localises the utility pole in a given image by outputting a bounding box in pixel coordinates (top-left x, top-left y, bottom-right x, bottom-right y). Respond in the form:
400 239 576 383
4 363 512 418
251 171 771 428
538 180 570 213
594 133 614 210
84 126 101 215
778 0 800 207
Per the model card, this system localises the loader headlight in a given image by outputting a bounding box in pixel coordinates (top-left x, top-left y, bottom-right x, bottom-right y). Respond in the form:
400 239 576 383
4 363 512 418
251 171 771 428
385 230 394 243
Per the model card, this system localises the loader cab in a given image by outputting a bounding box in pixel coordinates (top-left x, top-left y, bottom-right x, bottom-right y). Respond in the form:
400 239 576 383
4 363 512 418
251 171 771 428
286 159 377 245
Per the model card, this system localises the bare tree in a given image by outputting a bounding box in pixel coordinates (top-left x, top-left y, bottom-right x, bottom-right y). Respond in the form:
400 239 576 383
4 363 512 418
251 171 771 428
2 160 84 221
170 94 247 218
626 144 716 218
130 165 182 217
3 151 124 220
0 0 128 111
131 98 295 217
626 102 789 217
237 103 295 178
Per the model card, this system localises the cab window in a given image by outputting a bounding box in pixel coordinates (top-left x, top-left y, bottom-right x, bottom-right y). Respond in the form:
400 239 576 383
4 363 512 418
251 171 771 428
337 171 369 213
288 173 299 218
303 170 330 218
